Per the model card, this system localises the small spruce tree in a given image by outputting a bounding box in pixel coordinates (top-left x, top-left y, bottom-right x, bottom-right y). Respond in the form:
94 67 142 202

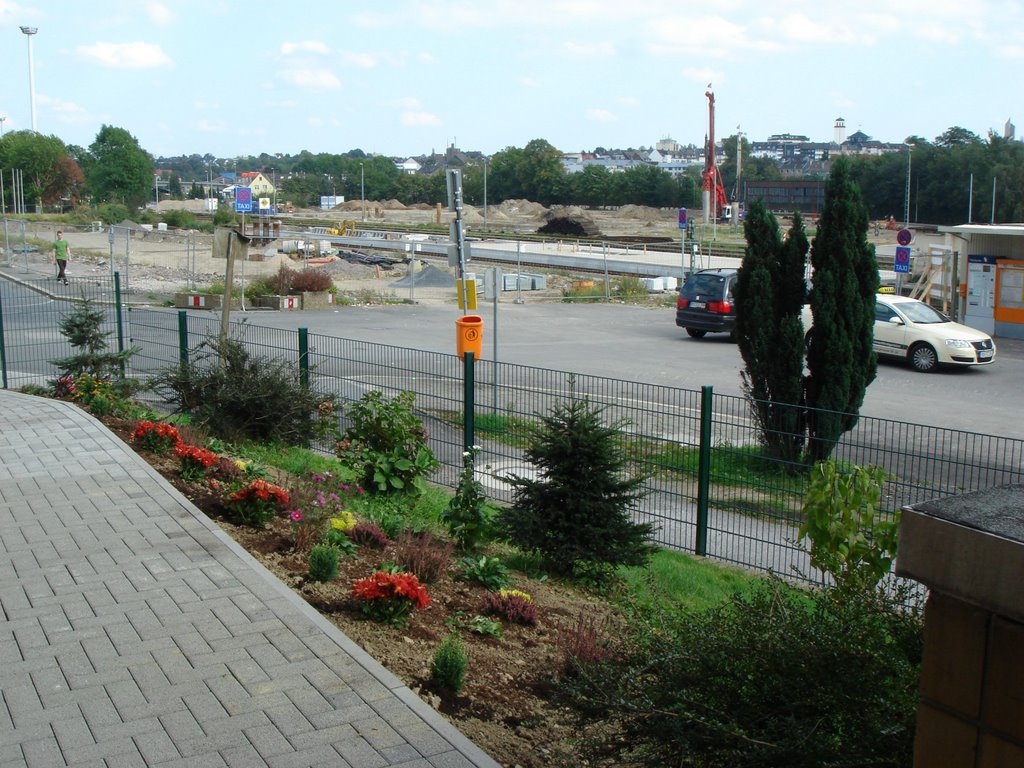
497 395 653 576
51 298 138 379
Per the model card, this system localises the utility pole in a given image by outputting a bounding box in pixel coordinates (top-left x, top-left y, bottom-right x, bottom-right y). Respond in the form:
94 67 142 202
20 27 38 132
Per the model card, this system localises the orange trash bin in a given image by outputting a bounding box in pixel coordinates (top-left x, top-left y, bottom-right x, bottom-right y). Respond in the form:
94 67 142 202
455 314 483 360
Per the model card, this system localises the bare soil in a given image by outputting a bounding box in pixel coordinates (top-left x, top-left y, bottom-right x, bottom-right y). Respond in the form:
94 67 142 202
102 415 623 768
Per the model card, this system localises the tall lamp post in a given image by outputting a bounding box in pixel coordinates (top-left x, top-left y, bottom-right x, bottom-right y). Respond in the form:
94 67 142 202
0 115 6 136
360 162 365 221
483 156 488 231
20 26 38 132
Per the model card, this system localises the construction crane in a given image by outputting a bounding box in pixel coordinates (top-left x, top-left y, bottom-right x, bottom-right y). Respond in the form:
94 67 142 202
702 89 728 223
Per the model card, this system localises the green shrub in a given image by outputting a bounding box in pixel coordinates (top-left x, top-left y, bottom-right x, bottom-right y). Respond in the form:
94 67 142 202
161 209 198 229
430 633 469 693
441 450 493 552
799 461 898 592
457 555 511 591
212 207 237 227
560 579 923 768
153 334 337 445
335 390 438 494
613 275 648 298
95 203 131 225
307 545 340 582
497 396 653 576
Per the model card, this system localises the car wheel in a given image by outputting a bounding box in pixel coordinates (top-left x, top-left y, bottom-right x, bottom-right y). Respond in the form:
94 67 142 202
909 343 938 373
685 328 707 339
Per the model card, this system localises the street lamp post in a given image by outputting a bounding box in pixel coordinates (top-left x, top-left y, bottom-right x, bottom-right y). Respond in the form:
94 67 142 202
20 27 38 133
360 163 365 221
0 115 6 136
483 156 488 231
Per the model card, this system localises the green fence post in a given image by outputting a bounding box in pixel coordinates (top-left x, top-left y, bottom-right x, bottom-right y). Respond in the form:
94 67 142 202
463 351 475 451
695 384 713 556
177 311 189 368
114 272 126 376
0 288 8 389
298 327 309 390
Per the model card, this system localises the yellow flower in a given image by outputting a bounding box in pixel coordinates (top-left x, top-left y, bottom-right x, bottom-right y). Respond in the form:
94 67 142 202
329 512 357 532
234 459 248 471
498 589 532 603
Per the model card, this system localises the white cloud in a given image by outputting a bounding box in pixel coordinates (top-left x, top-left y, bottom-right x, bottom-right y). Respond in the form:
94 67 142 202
562 41 616 58
147 2 173 26
37 95 91 124
519 77 542 88
392 97 423 109
280 68 341 89
401 111 441 126
587 108 617 122
341 51 378 68
618 96 640 108
308 117 325 127
197 118 226 133
77 42 173 69
193 100 220 110
281 40 331 56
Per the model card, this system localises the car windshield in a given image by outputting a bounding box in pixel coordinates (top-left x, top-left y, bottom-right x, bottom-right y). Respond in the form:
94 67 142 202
897 301 949 324
683 274 725 298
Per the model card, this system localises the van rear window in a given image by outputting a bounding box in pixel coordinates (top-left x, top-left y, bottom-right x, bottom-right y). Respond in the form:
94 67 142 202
682 274 725 298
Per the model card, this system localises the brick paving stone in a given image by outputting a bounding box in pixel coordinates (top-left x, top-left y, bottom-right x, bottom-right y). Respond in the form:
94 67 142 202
0 392 498 768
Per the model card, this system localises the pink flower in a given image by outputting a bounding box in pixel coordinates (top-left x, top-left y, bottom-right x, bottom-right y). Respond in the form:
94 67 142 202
289 510 303 522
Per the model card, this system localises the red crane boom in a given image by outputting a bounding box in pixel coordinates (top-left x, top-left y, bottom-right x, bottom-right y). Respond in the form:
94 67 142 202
702 89 728 219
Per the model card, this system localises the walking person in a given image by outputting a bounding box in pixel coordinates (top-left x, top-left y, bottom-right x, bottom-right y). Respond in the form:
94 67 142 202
53 230 70 285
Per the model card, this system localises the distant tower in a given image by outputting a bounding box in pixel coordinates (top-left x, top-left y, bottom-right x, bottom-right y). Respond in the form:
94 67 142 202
1005 118 1016 140
834 117 846 145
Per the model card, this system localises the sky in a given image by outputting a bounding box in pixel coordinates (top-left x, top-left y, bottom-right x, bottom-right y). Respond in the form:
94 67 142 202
1 0 1021 161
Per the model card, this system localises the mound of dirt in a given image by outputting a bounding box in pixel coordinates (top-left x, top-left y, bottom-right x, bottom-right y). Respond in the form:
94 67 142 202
497 199 548 219
618 204 664 221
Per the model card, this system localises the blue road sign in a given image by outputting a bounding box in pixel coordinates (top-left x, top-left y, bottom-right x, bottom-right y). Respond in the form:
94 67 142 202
678 208 687 229
235 187 253 213
894 246 911 273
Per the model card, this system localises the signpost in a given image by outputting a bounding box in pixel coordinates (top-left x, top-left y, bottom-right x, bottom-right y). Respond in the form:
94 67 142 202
894 246 911 273
234 187 252 213
895 228 913 292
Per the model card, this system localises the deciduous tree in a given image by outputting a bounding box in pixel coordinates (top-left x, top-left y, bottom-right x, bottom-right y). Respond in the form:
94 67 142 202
87 125 154 208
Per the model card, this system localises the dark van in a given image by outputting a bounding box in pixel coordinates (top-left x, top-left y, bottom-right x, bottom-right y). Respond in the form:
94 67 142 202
675 268 738 339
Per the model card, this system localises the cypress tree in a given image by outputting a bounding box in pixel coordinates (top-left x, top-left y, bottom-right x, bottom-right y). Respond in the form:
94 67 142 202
804 157 879 463
734 200 807 464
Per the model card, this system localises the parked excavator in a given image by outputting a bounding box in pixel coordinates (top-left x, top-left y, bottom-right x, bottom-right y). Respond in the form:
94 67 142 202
326 220 357 236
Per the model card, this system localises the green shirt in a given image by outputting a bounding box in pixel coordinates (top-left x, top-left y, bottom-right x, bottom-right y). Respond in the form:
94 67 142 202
54 239 69 260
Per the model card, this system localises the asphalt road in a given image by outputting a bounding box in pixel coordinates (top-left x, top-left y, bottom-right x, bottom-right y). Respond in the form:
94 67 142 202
205 299 1024 441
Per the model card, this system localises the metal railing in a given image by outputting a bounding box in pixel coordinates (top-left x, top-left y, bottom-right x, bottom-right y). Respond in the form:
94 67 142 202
3 281 1022 585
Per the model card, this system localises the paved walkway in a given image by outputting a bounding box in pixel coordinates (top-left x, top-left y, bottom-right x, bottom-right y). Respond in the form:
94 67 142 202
0 390 499 768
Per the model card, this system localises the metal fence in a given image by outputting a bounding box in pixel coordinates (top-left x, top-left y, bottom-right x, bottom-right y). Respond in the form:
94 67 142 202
3 279 1023 584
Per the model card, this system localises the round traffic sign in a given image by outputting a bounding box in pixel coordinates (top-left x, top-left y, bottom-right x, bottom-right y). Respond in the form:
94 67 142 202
896 228 912 246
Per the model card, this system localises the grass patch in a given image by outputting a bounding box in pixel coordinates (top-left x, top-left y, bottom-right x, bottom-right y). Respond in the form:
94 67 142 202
232 441 341 477
617 549 759 615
